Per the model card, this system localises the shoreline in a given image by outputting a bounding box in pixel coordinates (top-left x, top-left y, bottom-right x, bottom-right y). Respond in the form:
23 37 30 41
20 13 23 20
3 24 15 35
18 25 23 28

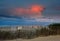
1 35 60 41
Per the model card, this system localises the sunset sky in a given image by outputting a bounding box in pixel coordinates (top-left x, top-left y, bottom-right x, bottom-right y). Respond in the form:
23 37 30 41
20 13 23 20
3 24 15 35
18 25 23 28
0 0 60 26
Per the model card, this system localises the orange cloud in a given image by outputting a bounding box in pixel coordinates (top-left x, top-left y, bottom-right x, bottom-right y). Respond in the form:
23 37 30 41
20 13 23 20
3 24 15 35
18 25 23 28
31 5 44 13
15 8 25 14
11 5 45 16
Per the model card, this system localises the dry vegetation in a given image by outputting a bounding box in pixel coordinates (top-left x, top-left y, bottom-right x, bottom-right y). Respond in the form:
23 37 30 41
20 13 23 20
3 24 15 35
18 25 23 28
0 23 60 40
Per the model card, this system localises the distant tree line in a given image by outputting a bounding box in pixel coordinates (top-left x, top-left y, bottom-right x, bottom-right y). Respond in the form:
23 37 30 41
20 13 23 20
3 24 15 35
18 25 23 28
0 23 60 40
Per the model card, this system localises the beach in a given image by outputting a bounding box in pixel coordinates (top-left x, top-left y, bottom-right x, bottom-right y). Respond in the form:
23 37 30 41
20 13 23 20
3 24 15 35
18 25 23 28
3 35 60 41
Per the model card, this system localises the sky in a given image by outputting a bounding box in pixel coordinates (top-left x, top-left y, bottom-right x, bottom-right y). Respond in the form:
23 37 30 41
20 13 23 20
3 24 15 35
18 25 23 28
0 0 60 26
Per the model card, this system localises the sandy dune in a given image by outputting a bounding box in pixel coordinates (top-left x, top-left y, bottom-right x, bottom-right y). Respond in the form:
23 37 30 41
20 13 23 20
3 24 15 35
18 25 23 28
1 35 60 41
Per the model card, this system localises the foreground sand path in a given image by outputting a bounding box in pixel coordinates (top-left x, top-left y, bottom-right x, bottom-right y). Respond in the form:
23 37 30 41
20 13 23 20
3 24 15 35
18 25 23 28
2 35 60 41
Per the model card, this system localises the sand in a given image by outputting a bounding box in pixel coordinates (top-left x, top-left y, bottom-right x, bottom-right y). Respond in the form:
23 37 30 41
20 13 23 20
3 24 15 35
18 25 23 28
1 35 60 41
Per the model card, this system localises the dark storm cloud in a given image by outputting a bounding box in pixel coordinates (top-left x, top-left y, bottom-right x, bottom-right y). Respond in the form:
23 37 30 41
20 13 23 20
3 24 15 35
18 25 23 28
0 9 12 17
0 9 23 19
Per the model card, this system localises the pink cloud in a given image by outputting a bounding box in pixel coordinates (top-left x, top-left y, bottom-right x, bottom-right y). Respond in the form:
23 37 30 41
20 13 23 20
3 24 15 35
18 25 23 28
11 5 45 17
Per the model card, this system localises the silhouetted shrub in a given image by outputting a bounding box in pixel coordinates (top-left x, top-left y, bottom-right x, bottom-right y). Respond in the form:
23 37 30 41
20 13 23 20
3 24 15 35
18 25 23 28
0 31 17 40
48 23 60 35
